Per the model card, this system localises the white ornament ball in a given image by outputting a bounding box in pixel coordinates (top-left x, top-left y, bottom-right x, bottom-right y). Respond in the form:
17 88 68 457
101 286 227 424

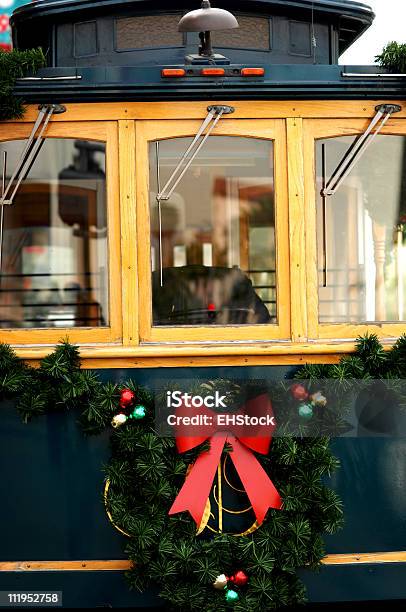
111 413 127 428
213 574 228 590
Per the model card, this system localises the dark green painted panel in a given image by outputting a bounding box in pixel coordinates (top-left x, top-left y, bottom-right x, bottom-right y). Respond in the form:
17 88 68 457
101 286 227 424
0 401 125 561
0 565 404 608
1 365 405 605
298 563 406 602
325 438 406 554
0 571 160 608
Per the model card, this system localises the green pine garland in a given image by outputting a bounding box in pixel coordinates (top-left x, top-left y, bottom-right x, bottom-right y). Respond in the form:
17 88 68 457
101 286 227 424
1 335 405 610
0 48 46 120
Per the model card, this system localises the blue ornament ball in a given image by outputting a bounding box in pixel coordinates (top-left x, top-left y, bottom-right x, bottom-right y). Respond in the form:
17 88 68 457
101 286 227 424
298 404 314 421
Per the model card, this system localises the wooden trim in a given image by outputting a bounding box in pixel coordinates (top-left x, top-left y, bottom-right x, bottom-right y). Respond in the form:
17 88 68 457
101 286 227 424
0 122 108 142
287 118 307 342
322 551 406 565
135 121 152 342
303 117 406 341
318 323 406 340
0 560 131 572
119 120 138 345
74 353 343 368
10 338 397 362
0 121 123 345
1 552 406 571
136 118 291 343
106 122 123 343
303 119 321 340
10 101 406 123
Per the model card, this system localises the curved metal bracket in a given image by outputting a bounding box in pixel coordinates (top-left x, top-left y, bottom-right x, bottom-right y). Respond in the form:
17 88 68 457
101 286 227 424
323 103 402 198
207 105 235 115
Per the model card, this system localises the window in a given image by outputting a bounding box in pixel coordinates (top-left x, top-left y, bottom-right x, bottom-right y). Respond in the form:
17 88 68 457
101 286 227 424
136 119 290 343
115 15 184 50
0 138 108 329
0 121 121 345
150 137 276 327
212 16 271 51
316 135 406 324
304 117 406 341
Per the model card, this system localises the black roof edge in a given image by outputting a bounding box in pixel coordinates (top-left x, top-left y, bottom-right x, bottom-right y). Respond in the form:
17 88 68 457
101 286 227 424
11 0 375 34
11 0 375 20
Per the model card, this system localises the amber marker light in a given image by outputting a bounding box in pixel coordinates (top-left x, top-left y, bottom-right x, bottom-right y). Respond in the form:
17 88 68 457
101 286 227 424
201 67 226 76
161 69 186 77
241 67 265 77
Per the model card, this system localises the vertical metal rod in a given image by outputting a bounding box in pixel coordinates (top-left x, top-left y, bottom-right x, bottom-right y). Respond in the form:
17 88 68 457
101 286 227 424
217 462 223 533
0 151 7 283
156 142 164 287
397 225 404 321
321 144 327 287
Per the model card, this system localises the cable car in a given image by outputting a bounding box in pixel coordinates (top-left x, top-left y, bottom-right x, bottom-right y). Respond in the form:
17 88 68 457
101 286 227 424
0 0 405 608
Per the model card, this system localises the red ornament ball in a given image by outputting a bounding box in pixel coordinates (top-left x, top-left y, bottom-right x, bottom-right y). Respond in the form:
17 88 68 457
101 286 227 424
119 388 136 408
230 570 249 587
0 15 9 34
291 383 309 401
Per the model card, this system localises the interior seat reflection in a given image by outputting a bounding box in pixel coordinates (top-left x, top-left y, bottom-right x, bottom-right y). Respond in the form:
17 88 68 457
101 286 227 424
152 265 273 326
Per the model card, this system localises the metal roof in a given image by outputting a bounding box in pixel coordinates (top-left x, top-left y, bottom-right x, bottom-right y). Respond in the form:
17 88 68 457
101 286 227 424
12 0 374 55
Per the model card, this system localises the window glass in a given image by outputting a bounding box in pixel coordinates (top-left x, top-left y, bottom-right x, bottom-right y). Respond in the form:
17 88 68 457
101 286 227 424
316 134 406 323
149 136 276 326
116 15 184 50
211 16 271 50
0 139 108 328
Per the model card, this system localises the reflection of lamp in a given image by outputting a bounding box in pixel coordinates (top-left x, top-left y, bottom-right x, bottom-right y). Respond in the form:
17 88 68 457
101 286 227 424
179 0 239 64
58 140 106 230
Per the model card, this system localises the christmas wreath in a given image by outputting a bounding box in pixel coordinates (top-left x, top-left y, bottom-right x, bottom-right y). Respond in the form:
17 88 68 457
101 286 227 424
1 335 406 610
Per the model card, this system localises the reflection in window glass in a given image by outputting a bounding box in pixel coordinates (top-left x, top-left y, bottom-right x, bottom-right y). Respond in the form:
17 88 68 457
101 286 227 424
316 135 406 323
149 137 276 326
0 139 108 328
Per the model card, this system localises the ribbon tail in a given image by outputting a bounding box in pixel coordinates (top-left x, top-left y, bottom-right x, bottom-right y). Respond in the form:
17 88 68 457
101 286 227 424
230 437 282 525
169 435 225 527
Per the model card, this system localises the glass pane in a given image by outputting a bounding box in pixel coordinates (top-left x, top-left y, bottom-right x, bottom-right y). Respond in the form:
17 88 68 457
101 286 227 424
149 136 276 326
116 15 184 50
0 139 108 328
316 134 406 323
211 16 271 50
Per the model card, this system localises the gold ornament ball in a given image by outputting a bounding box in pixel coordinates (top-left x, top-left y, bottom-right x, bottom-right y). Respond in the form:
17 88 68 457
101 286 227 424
213 574 228 590
111 413 127 428
311 391 327 407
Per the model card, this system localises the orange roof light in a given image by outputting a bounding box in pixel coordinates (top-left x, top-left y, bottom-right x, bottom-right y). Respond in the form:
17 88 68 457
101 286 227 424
201 68 225 76
241 67 265 77
161 69 186 78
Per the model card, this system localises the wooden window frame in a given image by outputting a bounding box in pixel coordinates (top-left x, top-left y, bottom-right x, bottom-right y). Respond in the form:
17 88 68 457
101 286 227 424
135 119 291 343
304 117 406 341
0 121 122 345
2 101 405 358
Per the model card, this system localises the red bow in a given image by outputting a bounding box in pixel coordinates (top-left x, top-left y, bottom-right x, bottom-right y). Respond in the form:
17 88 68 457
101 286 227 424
168 394 282 527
